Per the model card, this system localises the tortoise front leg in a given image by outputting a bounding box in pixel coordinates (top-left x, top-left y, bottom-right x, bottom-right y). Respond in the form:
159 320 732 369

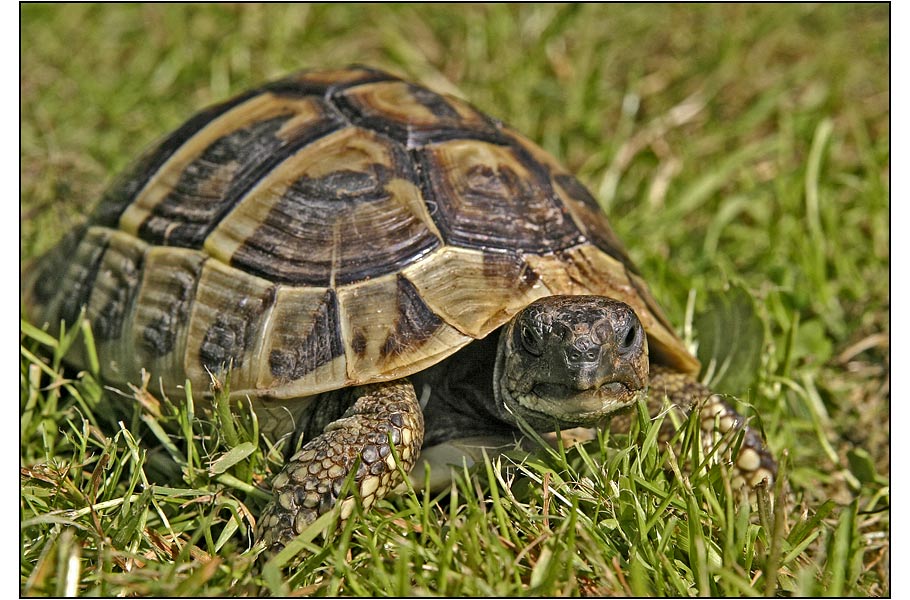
257 379 424 551
609 367 777 489
647 367 777 488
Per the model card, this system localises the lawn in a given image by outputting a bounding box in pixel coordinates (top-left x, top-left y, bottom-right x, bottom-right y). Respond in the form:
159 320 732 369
20 4 889 596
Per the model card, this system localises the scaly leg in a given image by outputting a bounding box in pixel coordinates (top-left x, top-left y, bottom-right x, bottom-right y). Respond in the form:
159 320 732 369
613 366 777 489
257 379 424 551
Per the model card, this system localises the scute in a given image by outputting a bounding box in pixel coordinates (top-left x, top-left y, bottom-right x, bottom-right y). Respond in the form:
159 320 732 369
402 246 549 338
24 66 699 407
119 94 344 248
86 231 147 343
59 228 113 330
416 139 585 253
205 126 440 285
333 79 505 146
184 259 277 391
91 89 265 229
132 246 206 375
260 287 347 395
337 273 472 385
502 127 639 274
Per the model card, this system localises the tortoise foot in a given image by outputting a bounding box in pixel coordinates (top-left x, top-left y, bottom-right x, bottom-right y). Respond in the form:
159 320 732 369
645 368 777 489
258 379 424 551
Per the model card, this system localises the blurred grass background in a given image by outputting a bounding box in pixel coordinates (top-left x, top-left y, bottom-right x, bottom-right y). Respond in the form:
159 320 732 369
21 3 888 596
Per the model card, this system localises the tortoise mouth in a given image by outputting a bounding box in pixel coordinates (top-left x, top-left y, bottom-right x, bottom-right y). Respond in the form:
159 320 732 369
505 380 643 426
531 381 632 407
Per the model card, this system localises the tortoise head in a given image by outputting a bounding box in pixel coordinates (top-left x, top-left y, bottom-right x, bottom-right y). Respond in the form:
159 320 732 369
493 296 649 430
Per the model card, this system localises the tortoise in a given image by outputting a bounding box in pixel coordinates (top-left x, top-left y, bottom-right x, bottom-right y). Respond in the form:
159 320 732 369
22 66 776 550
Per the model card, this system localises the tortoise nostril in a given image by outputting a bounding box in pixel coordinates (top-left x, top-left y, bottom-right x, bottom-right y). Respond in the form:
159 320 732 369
620 323 640 353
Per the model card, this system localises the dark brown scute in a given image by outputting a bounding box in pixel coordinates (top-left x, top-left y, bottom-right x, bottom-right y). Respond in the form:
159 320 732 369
415 142 584 253
28 226 86 307
381 275 445 359
331 80 506 147
269 289 344 381
138 111 344 248
59 234 110 328
90 242 146 341
91 89 262 229
230 135 440 286
198 284 276 372
141 265 202 357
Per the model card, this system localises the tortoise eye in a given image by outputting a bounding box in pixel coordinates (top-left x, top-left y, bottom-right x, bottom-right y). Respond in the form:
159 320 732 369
519 324 542 357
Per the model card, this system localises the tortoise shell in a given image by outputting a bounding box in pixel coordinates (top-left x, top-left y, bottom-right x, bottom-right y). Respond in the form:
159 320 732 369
24 66 699 403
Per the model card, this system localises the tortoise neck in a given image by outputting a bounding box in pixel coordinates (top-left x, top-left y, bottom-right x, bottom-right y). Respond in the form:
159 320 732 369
491 325 513 423
416 330 516 446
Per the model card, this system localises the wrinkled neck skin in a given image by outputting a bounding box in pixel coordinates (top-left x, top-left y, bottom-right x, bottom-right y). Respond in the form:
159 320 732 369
491 296 650 432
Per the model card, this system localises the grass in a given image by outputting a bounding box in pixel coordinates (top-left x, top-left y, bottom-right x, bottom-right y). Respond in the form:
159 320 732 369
20 4 889 597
